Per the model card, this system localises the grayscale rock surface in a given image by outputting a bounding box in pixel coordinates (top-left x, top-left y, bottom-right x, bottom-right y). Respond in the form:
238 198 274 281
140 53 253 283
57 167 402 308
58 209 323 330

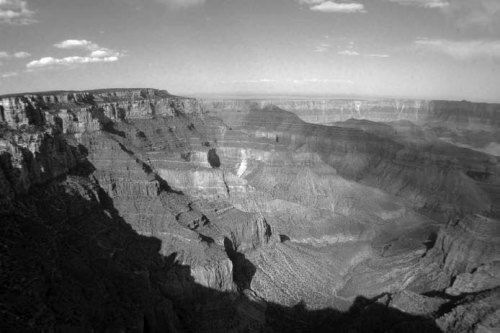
1 88 498 332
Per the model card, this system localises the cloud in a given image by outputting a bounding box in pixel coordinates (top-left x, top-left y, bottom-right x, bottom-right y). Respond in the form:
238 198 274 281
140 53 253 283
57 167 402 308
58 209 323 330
90 49 116 57
385 0 449 8
298 0 325 4
14 51 30 58
442 0 500 30
155 0 206 8
298 0 365 13
1 71 18 78
26 56 119 68
414 38 500 60
314 43 331 52
338 50 360 56
311 1 365 13
314 40 388 57
27 40 123 69
54 39 99 50
0 50 31 59
366 53 390 58
0 0 35 25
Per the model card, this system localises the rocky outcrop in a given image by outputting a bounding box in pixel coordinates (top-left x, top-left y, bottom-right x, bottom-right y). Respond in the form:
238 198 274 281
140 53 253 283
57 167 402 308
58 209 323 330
0 88 203 130
1 88 499 332
410 215 500 295
433 215 500 277
0 89 274 331
446 263 500 296
0 125 82 207
437 288 500 333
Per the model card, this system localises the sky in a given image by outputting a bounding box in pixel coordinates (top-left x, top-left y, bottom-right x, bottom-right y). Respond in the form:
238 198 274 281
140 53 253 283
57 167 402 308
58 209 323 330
0 0 499 101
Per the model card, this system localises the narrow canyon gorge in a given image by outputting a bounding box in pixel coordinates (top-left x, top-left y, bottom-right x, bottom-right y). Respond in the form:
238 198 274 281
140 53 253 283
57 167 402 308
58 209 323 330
0 89 498 332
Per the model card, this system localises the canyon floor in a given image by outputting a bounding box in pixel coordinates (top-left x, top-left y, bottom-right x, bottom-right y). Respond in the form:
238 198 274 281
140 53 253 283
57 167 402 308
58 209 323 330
0 89 499 332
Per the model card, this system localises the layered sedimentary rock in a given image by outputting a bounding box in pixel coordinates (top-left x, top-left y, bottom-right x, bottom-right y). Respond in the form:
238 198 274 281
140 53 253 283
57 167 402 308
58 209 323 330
1 89 499 332
201 98 500 130
0 89 272 331
203 102 497 219
203 97 500 158
407 214 500 295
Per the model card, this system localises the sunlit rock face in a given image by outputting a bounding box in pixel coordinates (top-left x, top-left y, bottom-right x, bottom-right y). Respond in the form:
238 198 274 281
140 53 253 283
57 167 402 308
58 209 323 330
203 97 500 159
1 89 499 332
201 100 498 218
202 98 500 131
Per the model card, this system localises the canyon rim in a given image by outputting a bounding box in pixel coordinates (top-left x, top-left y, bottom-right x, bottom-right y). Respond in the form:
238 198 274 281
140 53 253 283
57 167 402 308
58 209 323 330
1 0 500 332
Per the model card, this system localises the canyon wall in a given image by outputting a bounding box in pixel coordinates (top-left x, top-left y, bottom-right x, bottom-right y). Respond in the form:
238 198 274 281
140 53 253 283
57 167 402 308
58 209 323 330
1 89 499 332
201 98 500 129
202 98 500 157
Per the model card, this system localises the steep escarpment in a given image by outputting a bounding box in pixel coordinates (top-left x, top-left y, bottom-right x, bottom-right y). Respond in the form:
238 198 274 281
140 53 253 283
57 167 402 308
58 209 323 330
1 89 499 332
202 97 500 157
0 89 274 331
204 103 497 220
201 98 500 129
0 123 82 209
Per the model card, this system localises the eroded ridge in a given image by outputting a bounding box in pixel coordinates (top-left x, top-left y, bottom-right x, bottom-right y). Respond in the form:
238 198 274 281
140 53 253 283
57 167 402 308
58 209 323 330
1 89 499 332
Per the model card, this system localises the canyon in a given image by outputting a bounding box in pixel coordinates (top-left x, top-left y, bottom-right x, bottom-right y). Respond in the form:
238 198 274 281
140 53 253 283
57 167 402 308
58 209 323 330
0 88 499 332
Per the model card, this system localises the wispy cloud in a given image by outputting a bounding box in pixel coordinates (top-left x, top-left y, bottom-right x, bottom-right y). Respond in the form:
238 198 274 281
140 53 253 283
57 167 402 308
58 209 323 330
298 0 365 13
13 51 30 58
0 50 31 59
387 0 500 31
414 38 500 60
54 39 99 50
385 0 449 8
27 40 123 69
366 53 390 58
314 43 331 52
155 0 206 9
338 50 360 56
1 71 18 78
335 41 390 57
27 56 119 68
0 0 35 25
443 0 500 30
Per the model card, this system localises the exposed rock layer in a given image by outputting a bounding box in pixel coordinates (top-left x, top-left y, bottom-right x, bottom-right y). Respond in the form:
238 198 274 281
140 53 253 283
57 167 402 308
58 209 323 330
1 89 499 332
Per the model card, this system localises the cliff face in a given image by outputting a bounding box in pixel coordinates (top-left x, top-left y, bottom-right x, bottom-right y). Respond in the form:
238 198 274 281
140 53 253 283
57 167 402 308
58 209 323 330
1 89 499 332
201 98 500 129
0 89 274 331
202 102 497 220
0 124 82 208
202 98 500 158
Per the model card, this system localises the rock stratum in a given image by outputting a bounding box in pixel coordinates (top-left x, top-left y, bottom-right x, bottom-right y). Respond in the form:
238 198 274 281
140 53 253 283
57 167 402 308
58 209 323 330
0 88 499 332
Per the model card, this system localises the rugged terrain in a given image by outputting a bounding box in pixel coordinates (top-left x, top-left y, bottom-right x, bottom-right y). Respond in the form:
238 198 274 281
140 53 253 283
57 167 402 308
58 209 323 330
0 89 499 332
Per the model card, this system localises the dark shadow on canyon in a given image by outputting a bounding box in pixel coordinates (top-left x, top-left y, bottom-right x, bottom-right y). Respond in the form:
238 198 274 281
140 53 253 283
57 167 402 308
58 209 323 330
223 237 256 291
0 141 442 332
207 148 221 168
0 185 443 331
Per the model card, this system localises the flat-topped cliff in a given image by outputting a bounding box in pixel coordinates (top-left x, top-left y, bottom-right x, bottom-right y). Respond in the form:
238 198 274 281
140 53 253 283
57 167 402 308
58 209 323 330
1 88 499 332
202 98 500 157
0 88 203 129
201 98 500 128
